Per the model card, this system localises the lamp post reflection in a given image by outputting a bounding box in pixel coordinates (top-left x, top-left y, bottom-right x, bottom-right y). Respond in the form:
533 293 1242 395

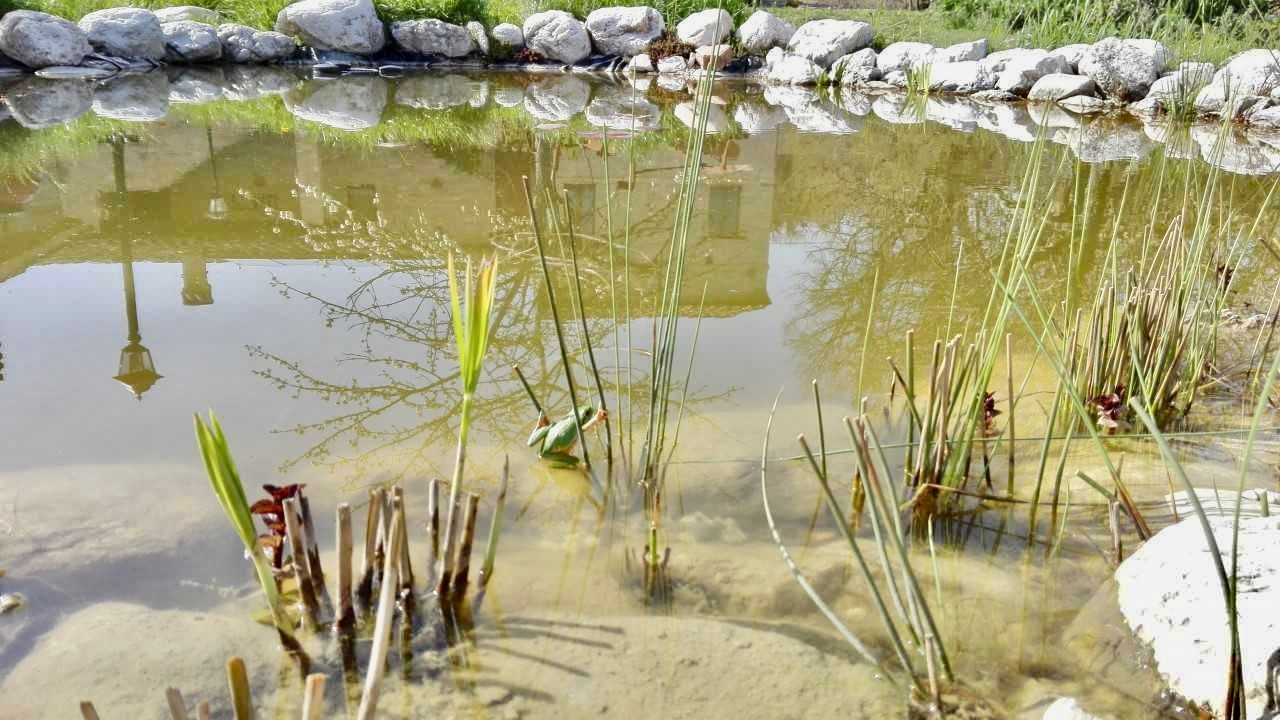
107 136 162 399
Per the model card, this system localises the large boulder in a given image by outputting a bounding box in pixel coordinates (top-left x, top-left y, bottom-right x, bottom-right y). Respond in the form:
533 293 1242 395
876 41 934 75
79 7 165 60
1027 73 1096 102
0 11 92 69
491 22 524 50
285 75 387 130
936 38 987 63
995 49 1071 95
217 24 295 63
736 10 794 56
786 19 873 69
390 19 474 58
155 6 223 25
1051 43 1091 72
1117 513 1280 717
274 0 385 55
2 76 91 128
832 47 878 84
1146 61 1213 101
93 72 169 121
162 20 222 63
929 61 995 94
585 6 663 57
676 8 732 48
466 21 488 56
523 10 591 64
765 50 821 86
1196 50 1280 115
1079 37 1169 101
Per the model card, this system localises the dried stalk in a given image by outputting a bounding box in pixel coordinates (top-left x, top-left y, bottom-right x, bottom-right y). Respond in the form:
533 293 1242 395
302 674 326 720
335 503 355 634
226 657 253 720
283 498 321 631
452 493 481 596
355 506 405 720
165 687 189 720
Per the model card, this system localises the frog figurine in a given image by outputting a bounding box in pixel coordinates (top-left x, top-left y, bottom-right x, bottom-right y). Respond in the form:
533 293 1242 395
527 405 607 467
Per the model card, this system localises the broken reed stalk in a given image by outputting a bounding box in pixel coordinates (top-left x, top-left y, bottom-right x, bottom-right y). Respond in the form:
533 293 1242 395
196 702 210 720
283 498 322 631
477 456 509 597
356 506 405 720
392 486 414 592
453 493 481 596
302 674 326 720
356 487 383 611
521 176 592 471
1108 501 1123 564
427 478 441 588
226 657 252 720
79 703 101 720
299 497 332 619
165 688 189 720
512 364 544 417
335 503 355 634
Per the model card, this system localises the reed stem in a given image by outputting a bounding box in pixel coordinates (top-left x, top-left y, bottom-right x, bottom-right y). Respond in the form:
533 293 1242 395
226 657 253 720
335 503 354 634
356 506 405 720
283 498 321 631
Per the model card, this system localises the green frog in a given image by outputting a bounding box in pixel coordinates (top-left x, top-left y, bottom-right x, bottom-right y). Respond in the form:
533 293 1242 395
527 405 607 467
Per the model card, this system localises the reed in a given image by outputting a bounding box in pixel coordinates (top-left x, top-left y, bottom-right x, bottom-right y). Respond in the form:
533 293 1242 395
194 412 294 640
437 253 500 595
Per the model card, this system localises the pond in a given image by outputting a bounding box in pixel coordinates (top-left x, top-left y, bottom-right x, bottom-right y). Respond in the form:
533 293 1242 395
1 68 1278 719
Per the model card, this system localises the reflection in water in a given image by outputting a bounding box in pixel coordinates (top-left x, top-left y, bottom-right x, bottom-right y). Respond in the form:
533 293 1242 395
0 75 1278 719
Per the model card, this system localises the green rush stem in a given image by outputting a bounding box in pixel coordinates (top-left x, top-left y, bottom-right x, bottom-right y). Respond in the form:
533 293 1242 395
563 191 613 466
522 177 591 470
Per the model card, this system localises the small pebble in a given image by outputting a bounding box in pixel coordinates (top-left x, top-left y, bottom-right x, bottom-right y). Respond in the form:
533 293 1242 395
0 593 25 614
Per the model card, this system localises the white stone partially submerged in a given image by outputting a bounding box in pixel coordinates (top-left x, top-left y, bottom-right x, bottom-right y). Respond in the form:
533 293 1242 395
1116 512 1280 717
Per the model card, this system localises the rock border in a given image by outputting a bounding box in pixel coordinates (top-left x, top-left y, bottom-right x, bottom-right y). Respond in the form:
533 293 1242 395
1 4 1279 132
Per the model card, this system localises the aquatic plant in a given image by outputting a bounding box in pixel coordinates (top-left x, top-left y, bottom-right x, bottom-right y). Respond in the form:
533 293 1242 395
193 412 295 639
437 253 500 595
905 63 933 97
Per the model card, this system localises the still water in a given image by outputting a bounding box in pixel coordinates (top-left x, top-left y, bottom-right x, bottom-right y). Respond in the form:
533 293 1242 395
0 68 1277 718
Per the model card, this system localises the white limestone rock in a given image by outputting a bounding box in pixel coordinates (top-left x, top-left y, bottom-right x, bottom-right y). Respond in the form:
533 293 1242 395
1050 43 1091 72
1147 61 1214 101
936 38 987 63
876 41 934 75
831 48 878 84
0 11 92 69
390 19 474 58
929 61 995 94
1079 37 1170 101
466 21 489 56
766 52 821 86
1196 50 1280 115
627 52 654 73
523 10 591 64
274 0 385 55
676 8 732 48
586 6 663 57
491 22 524 50
162 20 223 63
995 49 1071 95
657 54 687 74
217 24 295 63
222 65 298 99
736 10 794 56
1027 73 1096 102
79 7 165 60
694 44 732 71
786 19 873 69
1116 513 1280 716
